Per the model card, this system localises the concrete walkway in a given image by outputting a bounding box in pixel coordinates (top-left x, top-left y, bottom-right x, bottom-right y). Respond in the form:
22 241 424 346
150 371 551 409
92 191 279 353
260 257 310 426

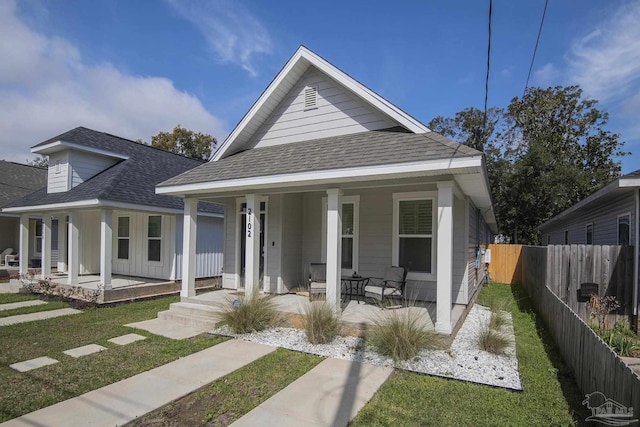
1 340 275 427
231 357 393 427
0 300 47 311
0 308 81 326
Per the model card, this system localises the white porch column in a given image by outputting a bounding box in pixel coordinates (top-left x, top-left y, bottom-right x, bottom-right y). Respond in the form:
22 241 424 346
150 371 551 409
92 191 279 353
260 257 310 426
57 215 67 272
244 194 261 298
436 181 454 334
67 212 80 285
326 189 342 311
41 215 52 279
100 209 113 290
181 198 198 298
18 214 29 275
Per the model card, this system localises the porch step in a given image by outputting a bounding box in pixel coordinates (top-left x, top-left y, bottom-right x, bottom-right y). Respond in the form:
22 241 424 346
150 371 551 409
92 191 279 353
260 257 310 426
157 302 221 330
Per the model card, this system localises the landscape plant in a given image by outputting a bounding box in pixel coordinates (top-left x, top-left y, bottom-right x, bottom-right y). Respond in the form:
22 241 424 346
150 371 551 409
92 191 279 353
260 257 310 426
588 293 620 330
300 301 342 344
478 295 510 355
367 308 435 361
217 288 280 334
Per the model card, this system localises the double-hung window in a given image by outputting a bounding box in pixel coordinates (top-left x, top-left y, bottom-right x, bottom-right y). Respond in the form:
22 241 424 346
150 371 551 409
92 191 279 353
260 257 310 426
586 223 594 244
34 220 43 255
117 217 130 260
321 196 359 274
618 214 630 245
147 216 162 262
393 192 436 280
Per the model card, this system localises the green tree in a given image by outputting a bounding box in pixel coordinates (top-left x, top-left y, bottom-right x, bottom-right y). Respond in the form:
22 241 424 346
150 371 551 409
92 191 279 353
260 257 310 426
150 125 217 161
27 155 48 167
430 85 627 244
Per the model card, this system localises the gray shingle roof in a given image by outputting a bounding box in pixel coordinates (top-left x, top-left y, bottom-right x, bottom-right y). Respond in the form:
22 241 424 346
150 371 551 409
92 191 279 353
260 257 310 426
8 127 222 214
160 127 481 187
0 161 47 208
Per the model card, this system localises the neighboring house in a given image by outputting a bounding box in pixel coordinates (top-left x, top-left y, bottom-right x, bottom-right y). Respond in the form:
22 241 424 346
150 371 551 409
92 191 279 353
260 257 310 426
0 161 47 263
538 170 640 318
3 127 223 287
158 46 497 334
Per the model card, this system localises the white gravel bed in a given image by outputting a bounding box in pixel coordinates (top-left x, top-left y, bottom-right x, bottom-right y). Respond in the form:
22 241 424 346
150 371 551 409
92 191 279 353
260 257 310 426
210 304 522 390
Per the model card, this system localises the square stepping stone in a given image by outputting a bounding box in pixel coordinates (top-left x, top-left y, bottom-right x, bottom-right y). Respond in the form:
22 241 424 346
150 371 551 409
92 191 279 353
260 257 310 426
10 356 59 372
108 333 146 346
63 344 107 358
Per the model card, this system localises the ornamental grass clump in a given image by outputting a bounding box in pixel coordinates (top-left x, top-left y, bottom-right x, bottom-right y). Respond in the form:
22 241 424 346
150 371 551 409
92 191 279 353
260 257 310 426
217 289 280 334
478 299 510 355
368 308 435 361
301 301 342 344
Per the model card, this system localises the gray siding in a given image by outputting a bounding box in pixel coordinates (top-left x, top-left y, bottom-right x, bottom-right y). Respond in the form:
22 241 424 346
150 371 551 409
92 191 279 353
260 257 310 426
452 194 467 304
265 194 282 293
281 193 303 292
175 215 224 279
47 152 70 193
468 204 480 298
248 67 395 149
301 192 323 280
222 199 238 288
0 217 18 255
540 191 636 246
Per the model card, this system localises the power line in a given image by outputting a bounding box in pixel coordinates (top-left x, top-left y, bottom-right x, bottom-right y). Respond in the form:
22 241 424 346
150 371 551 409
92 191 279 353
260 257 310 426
524 0 549 96
481 0 493 146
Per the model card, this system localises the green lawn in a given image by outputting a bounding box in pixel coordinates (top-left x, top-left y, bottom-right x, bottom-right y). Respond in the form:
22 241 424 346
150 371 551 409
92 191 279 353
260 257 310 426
128 348 323 426
350 283 590 426
0 296 225 422
0 293 42 305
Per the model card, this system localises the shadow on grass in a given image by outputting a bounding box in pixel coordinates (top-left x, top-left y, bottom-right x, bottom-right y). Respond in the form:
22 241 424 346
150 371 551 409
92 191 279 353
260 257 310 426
509 284 591 426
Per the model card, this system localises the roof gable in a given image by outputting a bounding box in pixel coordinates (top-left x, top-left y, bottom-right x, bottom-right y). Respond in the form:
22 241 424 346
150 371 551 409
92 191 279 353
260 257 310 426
213 46 430 160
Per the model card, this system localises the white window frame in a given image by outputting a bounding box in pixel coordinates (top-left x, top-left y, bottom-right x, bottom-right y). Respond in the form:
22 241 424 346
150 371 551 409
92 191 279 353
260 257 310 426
586 223 594 245
392 191 437 282
34 219 43 256
321 195 360 275
146 215 163 263
116 216 130 261
618 213 631 245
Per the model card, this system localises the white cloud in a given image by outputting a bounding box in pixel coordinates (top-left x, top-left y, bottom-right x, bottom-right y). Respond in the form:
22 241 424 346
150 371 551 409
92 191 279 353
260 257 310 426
565 2 640 104
532 62 561 87
166 0 272 77
0 0 226 163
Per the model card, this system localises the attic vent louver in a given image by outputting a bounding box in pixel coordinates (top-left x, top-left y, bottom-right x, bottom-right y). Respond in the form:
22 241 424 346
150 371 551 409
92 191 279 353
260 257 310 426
304 85 318 110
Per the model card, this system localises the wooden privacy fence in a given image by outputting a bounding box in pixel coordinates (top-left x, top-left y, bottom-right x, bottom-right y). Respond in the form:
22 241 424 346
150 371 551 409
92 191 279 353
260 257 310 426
491 244 634 324
522 245 640 415
487 244 523 285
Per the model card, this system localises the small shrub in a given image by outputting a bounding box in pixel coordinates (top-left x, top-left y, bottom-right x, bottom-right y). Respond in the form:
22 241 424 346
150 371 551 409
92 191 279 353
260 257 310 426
589 294 620 330
478 325 509 355
301 302 342 344
368 308 435 361
217 289 280 334
595 326 640 357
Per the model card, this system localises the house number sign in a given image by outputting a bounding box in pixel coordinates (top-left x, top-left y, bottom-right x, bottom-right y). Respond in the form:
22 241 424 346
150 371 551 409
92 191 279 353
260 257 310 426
247 208 252 238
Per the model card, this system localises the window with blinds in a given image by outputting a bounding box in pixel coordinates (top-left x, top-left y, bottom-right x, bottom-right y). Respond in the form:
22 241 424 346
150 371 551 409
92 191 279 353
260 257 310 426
398 199 432 272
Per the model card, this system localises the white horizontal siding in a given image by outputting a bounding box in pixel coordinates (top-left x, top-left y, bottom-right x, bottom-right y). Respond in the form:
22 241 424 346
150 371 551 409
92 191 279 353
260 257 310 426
248 67 396 149
69 150 118 188
47 152 70 193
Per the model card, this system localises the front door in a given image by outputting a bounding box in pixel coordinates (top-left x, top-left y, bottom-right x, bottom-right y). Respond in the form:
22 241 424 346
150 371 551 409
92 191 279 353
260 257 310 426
239 201 266 288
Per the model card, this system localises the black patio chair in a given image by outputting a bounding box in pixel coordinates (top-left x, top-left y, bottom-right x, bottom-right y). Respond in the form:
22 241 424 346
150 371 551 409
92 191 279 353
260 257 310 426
364 266 407 306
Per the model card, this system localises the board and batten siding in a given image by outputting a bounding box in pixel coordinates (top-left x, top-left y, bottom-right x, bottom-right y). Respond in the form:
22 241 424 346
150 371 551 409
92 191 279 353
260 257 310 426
247 67 396 149
222 199 238 288
112 211 176 279
47 152 70 193
541 191 636 246
175 215 223 279
69 151 118 189
281 193 303 292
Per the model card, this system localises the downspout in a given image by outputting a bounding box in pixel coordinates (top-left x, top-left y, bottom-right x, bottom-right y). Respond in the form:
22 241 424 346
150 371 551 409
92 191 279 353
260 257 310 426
634 189 639 317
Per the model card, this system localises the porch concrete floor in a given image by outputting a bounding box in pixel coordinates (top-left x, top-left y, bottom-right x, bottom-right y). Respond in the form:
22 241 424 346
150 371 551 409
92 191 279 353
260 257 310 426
48 273 168 290
186 289 464 332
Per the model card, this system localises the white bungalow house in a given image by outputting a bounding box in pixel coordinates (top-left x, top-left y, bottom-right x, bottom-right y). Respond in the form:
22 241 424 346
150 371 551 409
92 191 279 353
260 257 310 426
157 46 497 333
3 127 223 289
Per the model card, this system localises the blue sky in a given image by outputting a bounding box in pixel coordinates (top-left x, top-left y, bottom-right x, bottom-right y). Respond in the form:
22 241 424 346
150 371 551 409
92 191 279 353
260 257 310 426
1 0 639 173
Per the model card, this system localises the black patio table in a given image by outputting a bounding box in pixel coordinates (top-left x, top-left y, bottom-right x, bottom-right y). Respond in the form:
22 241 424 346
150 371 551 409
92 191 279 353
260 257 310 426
341 275 370 304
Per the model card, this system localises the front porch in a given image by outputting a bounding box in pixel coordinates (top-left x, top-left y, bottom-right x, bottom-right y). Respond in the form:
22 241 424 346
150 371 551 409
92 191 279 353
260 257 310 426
181 289 467 333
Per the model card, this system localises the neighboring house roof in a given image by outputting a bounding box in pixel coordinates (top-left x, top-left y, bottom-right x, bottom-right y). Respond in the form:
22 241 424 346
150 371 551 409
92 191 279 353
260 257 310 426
213 45 430 161
0 161 47 209
4 127 222 215
160 127 481 187
538 169 640 231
